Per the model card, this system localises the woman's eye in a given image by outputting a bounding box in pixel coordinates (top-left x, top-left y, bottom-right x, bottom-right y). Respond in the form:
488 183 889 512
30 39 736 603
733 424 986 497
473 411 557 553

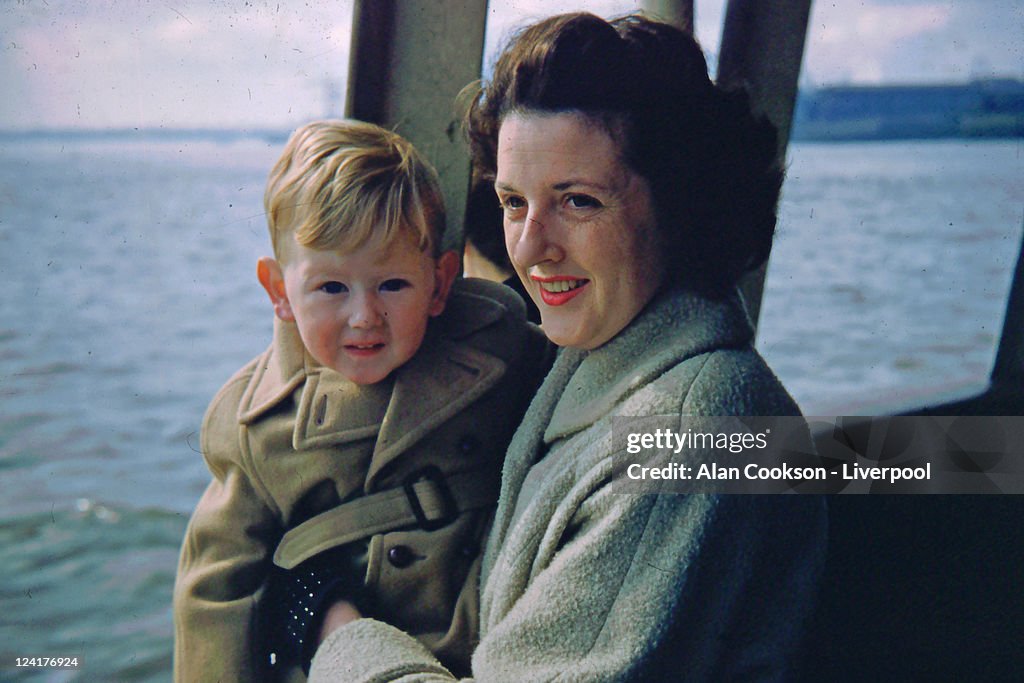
567 194 601 209
380 279 410 292
500 195 526 212
320 281 347 294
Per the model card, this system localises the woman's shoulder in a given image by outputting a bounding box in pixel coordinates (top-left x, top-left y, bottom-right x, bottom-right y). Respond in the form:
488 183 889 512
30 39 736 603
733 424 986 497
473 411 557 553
655 345 803 418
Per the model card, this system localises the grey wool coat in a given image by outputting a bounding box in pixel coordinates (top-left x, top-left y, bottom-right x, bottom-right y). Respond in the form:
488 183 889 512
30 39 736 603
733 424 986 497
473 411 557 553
308 285 827 682
173 278 551 683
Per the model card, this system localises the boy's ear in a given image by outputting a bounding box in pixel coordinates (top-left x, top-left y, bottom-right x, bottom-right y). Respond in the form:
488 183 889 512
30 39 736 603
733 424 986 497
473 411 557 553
428 250 460 317
257 257 295 322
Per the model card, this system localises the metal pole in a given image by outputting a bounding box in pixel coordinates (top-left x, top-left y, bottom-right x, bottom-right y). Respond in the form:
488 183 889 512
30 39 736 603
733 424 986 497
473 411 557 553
346 0 489 251
640 0 693 33
992 220 1024 384
716 0 812 327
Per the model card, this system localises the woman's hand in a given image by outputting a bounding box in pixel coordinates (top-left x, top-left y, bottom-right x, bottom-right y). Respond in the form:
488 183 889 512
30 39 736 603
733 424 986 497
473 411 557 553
317 599 363 646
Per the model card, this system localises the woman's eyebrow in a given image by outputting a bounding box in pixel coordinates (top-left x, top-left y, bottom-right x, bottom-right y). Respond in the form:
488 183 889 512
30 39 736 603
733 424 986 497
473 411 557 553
494 178 615 193
553 179 612 192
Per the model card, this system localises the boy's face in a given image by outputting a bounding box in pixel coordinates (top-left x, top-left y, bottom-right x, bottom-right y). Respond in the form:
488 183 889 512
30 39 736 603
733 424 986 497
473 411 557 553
259 232 459 385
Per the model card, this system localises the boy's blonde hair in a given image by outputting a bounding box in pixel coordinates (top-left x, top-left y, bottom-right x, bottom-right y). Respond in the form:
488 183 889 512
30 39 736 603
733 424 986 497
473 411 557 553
264 119 446 260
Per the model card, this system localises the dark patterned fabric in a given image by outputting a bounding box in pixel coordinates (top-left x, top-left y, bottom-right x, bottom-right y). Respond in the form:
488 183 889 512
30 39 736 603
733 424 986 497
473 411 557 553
262 546 368 674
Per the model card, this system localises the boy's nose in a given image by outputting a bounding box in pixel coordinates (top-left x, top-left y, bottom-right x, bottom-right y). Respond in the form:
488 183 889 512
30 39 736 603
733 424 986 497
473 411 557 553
350 295 383 329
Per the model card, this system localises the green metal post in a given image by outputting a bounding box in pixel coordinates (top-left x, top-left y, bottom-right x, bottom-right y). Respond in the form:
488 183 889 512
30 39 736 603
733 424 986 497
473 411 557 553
640 0 693 33
716 0 812 327
346 0 489 251
992 220 1024 384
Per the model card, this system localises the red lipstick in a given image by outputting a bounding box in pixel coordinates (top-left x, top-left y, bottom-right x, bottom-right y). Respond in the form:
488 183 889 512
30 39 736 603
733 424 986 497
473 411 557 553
531 275 589 306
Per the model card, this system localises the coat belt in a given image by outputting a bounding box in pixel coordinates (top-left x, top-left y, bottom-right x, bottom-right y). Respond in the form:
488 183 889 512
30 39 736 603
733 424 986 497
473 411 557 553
273 467 499 569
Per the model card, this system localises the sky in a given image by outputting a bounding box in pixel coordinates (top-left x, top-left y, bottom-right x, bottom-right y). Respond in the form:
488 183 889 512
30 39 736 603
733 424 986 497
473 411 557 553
0 0 1021 130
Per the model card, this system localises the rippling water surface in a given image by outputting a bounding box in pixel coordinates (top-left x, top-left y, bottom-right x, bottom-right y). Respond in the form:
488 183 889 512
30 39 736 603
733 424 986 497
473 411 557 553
760 139 1023 412
0 135 1020 680
2 136 277 681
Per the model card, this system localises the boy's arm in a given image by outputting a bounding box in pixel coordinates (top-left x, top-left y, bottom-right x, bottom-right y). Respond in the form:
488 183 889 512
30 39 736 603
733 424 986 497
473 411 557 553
173 376 280 683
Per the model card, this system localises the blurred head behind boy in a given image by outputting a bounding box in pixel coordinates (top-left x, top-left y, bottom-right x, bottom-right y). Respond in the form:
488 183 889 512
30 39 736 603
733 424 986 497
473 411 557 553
257 120 459 385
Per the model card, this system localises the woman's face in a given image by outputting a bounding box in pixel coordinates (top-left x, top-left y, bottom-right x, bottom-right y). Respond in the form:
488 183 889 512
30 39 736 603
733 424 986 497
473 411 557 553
495 112 666 350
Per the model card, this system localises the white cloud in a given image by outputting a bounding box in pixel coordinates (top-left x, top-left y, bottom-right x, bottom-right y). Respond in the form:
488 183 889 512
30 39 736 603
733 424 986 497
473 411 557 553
807 2 956 84
0 0 352 129
0 0 1018 128
482 1 724 75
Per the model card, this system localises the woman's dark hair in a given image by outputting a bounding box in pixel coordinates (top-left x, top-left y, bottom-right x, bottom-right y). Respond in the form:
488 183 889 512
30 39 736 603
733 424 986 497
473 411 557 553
467 12 783 298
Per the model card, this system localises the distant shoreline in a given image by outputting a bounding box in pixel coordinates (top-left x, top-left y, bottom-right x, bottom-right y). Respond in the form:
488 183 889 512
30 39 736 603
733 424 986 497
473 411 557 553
0 128 291 145
2 79 1022 143
790 78 1024 142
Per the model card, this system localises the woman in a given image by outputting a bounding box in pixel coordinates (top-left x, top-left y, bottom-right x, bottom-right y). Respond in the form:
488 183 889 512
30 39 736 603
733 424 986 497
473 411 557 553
309 13 825 681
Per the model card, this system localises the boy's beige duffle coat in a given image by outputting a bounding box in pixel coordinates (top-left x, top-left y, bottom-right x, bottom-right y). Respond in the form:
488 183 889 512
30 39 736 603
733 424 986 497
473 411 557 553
173 278 550 682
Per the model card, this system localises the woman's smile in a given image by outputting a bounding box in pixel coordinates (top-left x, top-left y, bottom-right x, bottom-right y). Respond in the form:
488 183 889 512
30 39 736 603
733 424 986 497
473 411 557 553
531 274 590 305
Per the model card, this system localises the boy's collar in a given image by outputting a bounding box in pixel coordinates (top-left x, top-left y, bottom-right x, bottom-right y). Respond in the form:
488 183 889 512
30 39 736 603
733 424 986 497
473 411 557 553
237 320 507 484
237 317 308 424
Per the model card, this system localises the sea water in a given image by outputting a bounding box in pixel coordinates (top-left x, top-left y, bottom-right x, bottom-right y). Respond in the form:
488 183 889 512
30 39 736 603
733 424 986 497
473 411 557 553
761 139 1023 413
0 134 1020 680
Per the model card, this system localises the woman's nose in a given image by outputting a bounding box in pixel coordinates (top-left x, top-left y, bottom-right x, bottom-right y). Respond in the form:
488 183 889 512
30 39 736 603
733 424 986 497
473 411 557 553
349 293 383 329
508 210 563 268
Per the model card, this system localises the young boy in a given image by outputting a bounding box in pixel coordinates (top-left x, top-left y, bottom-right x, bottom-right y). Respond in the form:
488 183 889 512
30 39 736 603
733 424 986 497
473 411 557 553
173 120 549 682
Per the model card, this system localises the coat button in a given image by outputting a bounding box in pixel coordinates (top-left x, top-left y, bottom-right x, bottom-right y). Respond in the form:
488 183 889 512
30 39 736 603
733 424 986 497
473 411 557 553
387 545 416 568
458 434 481 455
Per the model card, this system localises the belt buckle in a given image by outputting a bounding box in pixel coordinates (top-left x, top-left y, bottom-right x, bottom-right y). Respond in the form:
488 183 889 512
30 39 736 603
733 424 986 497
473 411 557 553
403 465 458 531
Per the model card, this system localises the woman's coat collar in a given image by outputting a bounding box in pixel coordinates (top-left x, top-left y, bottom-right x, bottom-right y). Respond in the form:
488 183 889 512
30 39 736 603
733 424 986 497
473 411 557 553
544 287 754 443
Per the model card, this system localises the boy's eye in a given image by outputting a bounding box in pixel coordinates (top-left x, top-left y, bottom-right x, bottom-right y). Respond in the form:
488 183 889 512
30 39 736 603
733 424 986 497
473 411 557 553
567 194 601 209
320 281 347 294
380 279 410 292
